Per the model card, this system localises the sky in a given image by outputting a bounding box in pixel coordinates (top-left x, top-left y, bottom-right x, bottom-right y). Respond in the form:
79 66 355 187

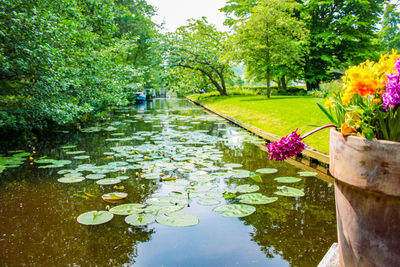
146 0 228 32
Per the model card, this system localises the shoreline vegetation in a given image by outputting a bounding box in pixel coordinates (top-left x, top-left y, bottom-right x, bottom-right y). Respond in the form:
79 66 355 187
187 94 331 154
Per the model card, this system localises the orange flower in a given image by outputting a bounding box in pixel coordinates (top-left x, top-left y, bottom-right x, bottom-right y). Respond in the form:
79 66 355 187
341 122 357 136
341 112 360 136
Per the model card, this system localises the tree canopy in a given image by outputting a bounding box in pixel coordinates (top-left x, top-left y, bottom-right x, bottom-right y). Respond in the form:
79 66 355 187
232 0 308 97
165 18 233 96
0 0 162 132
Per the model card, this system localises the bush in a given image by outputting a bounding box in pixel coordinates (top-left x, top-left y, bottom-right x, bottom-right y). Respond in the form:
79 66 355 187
307 80 342 98
188 91 221 101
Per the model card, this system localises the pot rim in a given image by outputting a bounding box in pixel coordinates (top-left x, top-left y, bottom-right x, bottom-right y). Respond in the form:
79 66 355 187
330 127 400 147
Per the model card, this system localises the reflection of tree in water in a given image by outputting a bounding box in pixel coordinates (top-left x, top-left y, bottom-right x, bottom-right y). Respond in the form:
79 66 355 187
0 170 158 266
240 178 336 267
221 142 337 266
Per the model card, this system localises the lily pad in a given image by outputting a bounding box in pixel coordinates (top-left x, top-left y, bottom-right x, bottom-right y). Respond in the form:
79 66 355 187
57 177 85 183
236 184 260 193
96 178 121 185
237 193 278 205
274 186 305 197
224 163 243 168
73 155 90 160
249 172 263 183
213 204 256 218
109 203 144 215
298 171 318 177
231 169 250 178
61 145 77 149
13 152 31 157
197 198 221 206
256 168 278 174
156 211 199 227
35 159 58 164
145 204 184 215
274 177 302 183
125 214 156 226
115 176 130 180
102 192 128 203
77 211 113 225
86 174 106 180
66 151 86 155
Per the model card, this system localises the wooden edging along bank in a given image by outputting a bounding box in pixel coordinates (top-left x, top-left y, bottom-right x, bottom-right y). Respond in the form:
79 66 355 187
185 96 331 176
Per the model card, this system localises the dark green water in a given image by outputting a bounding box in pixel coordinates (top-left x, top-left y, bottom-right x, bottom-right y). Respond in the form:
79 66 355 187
0 99 336 266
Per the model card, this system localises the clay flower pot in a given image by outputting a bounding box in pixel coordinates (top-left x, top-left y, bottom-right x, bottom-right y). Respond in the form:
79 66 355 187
329 128 400 267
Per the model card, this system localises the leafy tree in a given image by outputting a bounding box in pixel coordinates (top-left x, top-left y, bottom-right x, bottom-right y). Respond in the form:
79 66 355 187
219 0 257 26
301 0 384 90
165 18 233 96
380 1 400 52
232 0 308 97
0 0 157 133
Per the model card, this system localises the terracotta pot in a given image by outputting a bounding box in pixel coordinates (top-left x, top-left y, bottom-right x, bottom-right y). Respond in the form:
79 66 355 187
329 128 400 267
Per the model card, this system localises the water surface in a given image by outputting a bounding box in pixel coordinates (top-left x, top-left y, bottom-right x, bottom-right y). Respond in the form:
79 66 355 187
0 99 336 266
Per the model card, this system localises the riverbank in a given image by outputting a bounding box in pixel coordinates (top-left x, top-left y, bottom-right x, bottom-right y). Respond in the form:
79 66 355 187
186 94 331 163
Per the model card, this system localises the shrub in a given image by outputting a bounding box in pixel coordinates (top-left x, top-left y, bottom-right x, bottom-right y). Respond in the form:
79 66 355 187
308 80 342 98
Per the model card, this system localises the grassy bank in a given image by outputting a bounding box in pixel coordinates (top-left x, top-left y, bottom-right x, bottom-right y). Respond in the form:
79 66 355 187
191 95 331 153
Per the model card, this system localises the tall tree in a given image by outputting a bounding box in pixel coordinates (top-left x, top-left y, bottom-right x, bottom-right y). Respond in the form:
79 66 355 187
232 0 308 97
166 18 232 96
380 1 400 52
220 0 257 26
301 0 384 90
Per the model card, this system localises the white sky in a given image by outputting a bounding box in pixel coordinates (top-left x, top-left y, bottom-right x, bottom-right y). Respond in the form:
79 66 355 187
146 0 229 32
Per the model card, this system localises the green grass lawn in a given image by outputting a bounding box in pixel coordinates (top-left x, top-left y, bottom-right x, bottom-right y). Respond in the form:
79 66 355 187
194 95 331 153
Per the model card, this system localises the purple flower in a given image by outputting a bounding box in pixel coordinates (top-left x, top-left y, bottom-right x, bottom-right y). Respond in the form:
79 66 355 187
267 129 306 161
383 59 400 111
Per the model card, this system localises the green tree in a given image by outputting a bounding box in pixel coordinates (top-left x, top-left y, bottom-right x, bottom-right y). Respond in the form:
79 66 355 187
301 0 384 90
165 18 233 96
380 1 400 52
219 0 257 26
0 0 157 132
232 0 308 97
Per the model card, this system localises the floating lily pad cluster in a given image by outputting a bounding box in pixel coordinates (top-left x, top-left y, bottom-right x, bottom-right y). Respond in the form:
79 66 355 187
0 151 31 174
34 111 314 227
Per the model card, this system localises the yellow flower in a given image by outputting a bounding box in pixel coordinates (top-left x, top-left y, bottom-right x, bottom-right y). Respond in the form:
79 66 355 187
324 97 333 108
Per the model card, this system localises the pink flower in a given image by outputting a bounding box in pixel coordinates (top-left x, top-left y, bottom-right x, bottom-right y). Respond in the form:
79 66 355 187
267 129 306 161
383 59 400 111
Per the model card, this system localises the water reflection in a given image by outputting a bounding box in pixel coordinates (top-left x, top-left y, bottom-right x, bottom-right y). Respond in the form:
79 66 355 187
0 99 336 266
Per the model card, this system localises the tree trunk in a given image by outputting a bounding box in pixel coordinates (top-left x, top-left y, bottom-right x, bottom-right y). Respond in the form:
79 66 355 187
276 78 282 90
306 80 320 91
218 69 228 96
266 65 271 98
281 75 287 90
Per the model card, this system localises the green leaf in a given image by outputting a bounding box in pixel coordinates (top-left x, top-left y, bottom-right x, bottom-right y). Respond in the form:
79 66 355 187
125 214 155 226
236 184 259 193
274 177 302 183
317 102 337 125
57 177 85 183
255 168 278 174
237 193 278 205
231 169 250 178
77 211 113 225
156 211 199 227
197 198 221 206
96 178 121 185
274 186 305 197
109 203 144 215
297 171 317 177
213 204 256 217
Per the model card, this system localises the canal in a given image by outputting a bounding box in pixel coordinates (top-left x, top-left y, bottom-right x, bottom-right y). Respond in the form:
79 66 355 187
0 98 336 266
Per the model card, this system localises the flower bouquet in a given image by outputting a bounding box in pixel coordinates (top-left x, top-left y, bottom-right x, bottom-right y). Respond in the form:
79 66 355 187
268 50 400 160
